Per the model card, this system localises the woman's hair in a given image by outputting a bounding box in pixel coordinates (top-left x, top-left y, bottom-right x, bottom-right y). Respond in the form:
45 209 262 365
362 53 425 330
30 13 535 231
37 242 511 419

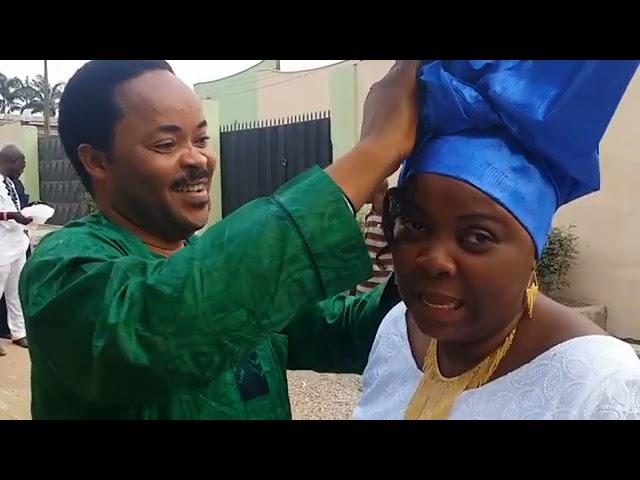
380 187 399 247
376 179 415 262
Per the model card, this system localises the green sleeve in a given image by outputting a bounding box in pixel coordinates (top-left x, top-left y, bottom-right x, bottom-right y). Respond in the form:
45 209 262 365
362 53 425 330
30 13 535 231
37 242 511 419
284 276 401 374
20 166 371 404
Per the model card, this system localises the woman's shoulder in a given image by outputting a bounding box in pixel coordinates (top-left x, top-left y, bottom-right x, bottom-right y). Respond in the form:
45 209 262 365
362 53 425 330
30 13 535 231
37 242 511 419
517 297 640 389
454 335 640 419
547 335 640 419
509 295 607 371
541 334 639 368
484 295 640 419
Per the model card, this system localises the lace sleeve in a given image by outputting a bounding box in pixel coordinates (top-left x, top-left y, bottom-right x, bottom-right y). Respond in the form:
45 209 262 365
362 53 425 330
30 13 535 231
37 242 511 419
577 369 640 420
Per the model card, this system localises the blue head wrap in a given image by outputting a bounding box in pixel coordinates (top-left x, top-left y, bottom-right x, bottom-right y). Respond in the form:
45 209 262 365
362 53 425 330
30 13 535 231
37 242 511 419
400 60 638 257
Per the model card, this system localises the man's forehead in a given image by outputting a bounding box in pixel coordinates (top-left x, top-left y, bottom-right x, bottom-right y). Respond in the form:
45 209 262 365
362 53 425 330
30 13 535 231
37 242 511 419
115 70 202 120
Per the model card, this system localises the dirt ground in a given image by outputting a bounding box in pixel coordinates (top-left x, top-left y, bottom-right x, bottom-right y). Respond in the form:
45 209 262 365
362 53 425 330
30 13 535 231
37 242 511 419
0 339 31 420
287 371 362 420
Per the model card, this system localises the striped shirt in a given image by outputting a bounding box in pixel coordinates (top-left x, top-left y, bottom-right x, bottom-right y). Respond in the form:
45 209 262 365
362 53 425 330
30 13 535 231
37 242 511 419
356 211 393 294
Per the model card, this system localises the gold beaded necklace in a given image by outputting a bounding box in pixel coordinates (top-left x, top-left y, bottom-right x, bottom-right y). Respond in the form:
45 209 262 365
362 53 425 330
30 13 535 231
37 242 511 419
405 314 521 420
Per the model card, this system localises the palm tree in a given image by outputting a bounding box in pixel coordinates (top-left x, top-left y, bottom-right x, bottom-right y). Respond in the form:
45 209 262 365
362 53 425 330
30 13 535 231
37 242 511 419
0 73 25 114
19 74 65 118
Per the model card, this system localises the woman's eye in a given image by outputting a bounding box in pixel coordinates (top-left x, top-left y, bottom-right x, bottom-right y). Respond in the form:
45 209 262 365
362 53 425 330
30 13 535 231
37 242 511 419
402 218 426 232
463 230 495 247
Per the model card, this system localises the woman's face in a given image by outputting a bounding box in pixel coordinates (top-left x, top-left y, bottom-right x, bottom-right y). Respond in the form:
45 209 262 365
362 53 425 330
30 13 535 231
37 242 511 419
389 173 536 344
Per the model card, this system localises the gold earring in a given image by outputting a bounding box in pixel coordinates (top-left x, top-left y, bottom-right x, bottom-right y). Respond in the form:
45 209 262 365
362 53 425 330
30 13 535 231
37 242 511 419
526 267 539 318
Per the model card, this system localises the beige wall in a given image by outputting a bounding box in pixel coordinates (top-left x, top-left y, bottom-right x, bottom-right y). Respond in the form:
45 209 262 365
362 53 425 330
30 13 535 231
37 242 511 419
554 69 640 339
257 68 332 119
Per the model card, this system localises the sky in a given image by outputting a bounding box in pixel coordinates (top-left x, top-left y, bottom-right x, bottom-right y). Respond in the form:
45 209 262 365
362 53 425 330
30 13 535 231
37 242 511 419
0 60 344 87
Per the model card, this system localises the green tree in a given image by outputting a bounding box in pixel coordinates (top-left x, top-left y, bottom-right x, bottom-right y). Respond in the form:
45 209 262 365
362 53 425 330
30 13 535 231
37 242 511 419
18 74 65 117
0 73 24 114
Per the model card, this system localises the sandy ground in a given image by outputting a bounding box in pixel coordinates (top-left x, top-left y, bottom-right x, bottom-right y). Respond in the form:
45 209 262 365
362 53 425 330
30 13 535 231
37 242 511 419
0 340 31 420
287 371 362 420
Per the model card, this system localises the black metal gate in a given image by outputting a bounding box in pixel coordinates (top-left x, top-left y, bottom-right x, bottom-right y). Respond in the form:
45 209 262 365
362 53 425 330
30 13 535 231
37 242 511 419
38 135 89 225
219 111 332 216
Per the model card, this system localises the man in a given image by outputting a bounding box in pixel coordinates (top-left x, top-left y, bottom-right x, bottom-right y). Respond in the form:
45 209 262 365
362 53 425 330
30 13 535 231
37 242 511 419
1 145 36 342
0 144 32 355
20 60 420 419
357 179 393 294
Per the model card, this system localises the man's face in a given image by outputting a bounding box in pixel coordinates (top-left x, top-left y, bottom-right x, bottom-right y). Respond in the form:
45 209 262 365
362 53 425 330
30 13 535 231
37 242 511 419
8 154 26 180
102 70 216 242
0 146 26 180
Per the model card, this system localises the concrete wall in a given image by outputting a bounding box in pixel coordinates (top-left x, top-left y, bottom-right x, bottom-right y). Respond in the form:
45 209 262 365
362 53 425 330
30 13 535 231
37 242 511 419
554 69 640 339
329 62 359 159
0 123 39 201
194 61 276 125
257 68 332 119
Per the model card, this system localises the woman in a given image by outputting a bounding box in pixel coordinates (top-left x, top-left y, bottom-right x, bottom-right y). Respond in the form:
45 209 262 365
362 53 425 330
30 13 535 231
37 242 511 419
353 60 640 420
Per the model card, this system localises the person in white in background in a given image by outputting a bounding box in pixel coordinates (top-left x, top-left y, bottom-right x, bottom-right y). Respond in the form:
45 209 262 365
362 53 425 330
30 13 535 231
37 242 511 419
0 144 32 354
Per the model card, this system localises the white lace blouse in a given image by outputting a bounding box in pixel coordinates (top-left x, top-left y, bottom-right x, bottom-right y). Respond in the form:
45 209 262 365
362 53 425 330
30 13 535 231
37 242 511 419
353 302 640 420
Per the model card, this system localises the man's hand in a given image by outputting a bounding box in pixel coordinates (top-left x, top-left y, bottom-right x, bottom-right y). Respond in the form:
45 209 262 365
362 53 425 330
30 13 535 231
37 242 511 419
29 201 53 208
325 60 422 211
9 212 33 225
359 60 422 176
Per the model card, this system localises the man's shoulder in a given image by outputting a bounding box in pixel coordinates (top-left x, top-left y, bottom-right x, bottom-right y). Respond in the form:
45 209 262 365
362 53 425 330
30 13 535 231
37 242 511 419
32 214 135 260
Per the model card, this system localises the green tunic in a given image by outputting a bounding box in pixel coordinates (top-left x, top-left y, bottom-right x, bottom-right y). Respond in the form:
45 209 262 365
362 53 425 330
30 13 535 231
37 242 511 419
20 167 398 419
